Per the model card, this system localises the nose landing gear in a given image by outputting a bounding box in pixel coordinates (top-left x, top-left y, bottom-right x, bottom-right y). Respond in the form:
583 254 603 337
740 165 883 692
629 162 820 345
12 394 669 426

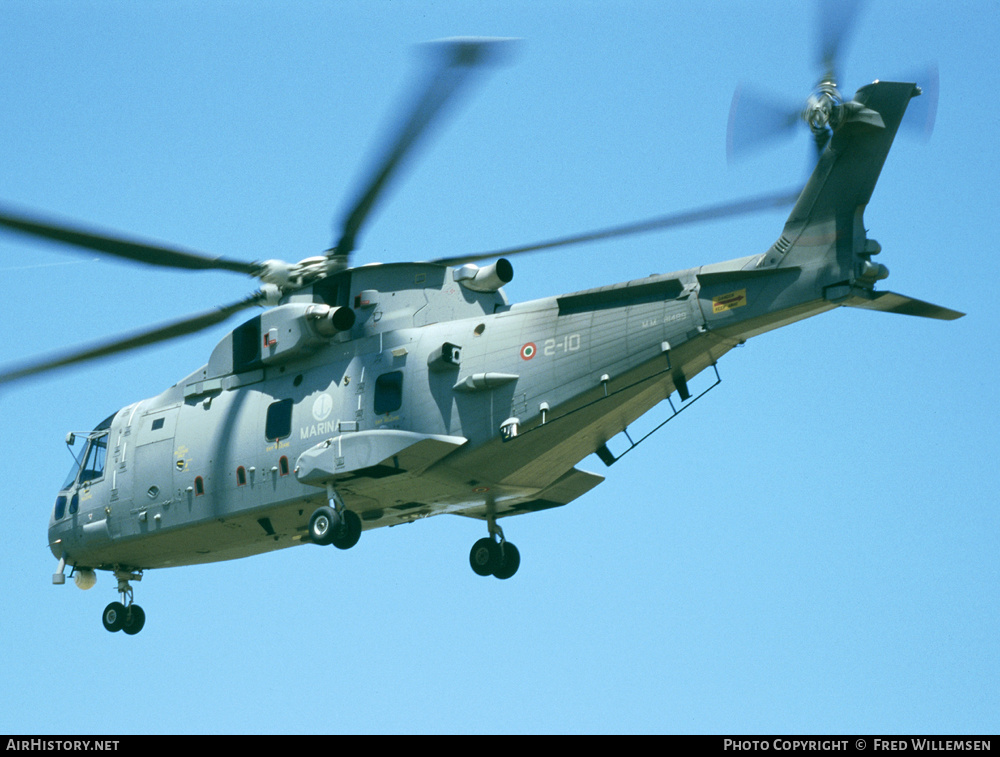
102 570 145 635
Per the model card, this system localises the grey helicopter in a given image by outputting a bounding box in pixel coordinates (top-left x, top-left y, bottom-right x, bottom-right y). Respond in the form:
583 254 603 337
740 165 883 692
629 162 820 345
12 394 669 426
0 22 962 635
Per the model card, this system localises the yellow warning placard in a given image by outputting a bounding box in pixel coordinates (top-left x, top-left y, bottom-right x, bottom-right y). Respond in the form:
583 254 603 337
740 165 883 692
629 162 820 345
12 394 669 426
712 288 747 313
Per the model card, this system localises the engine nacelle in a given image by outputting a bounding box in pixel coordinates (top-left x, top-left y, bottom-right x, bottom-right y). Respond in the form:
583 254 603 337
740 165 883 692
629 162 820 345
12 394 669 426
306 304 356 336
454 258 513 293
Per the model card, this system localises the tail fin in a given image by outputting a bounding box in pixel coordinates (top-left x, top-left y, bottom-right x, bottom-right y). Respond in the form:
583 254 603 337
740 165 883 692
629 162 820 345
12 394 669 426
786 80 915 231
774 80 964 321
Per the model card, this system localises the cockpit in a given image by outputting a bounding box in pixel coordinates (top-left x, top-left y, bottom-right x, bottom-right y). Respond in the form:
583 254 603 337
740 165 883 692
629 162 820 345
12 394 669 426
59 413 114 492
53 413 114 522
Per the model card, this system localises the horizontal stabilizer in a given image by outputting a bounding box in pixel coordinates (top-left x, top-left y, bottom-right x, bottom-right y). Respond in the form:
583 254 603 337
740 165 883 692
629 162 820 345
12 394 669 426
841 290 965 320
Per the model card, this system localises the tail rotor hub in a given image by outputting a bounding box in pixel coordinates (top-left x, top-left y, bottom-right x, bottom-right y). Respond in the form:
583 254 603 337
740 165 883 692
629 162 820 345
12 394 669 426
805 80 844 134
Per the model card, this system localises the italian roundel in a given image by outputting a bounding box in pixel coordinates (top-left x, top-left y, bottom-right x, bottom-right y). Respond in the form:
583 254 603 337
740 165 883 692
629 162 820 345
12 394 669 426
520 342 537 360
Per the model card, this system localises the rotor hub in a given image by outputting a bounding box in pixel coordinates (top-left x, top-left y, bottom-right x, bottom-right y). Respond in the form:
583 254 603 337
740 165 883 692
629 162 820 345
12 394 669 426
804 80 844 134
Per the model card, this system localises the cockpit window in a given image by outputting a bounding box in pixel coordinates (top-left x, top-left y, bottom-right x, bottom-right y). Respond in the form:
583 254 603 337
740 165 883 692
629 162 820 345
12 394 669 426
59 413 115 492
77 433 109 484
61 445 86 490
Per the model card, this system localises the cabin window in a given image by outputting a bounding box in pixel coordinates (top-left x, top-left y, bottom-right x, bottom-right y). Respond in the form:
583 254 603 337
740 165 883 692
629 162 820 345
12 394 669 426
279 456 289 476
237 466 247 486
54 496 67 520
194 476 205 496
265 398 293 441
374 371 403 415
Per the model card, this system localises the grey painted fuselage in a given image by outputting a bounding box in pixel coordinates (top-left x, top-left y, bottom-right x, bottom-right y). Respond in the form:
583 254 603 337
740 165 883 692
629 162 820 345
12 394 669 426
48 81 961 575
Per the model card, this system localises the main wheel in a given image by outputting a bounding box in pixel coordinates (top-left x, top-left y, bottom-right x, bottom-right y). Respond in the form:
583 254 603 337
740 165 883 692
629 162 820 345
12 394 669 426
493 542 520 580
309 506 339 546
331 509 362 550
102 601 127 633
469 537 500 576
122 604 146 635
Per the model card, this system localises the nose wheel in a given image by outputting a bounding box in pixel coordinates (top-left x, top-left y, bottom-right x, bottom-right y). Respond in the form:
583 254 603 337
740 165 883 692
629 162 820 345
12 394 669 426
469 520 520 579
102 570 145 635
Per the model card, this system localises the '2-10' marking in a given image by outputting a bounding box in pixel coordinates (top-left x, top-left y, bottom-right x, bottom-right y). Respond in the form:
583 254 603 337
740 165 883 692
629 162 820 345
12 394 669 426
544 334 581 356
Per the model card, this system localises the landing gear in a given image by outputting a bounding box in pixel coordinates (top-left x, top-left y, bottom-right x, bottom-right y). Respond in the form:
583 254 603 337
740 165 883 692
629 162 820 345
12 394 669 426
102 570 145 635
493 542 520 580
102 601 127 632
309 505 338 546
469 519 520 580
309 487 362 550
102 601 145 634
331 509 362 550
469 537 499 576
122 604 146 635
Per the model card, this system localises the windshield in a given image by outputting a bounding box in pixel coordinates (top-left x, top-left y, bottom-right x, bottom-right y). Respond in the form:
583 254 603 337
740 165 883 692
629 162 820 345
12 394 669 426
60 413 115 490
61 433 108 489
78 433 108 484
60 445 86 490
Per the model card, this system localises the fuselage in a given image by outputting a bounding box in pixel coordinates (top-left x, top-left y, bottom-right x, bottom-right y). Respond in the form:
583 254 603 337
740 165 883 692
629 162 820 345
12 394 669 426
47 245 834 574
49 80 931 577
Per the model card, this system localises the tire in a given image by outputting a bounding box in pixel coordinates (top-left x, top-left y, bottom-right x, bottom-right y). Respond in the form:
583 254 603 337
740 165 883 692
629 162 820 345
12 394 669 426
469 537 499 576
102 601 127 633
493 542 520 580
309 506 339 546
122 605 146 635
331 510 362 550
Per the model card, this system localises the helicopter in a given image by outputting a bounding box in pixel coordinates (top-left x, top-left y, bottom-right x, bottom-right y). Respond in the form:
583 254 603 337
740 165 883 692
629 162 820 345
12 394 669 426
0 24 962 636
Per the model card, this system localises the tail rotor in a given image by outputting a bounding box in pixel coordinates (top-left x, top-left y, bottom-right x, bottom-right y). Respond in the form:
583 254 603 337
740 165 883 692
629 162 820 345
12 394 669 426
726 0 937 165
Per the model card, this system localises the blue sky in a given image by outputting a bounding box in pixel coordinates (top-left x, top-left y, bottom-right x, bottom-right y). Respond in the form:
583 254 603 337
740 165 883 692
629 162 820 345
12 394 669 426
1 0 997 735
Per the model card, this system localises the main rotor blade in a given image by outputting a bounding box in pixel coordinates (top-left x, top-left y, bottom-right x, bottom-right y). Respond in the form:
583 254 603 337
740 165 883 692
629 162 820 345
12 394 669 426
0 204 262 276
433 188 801 267
0 293 264 386
332 37 517 262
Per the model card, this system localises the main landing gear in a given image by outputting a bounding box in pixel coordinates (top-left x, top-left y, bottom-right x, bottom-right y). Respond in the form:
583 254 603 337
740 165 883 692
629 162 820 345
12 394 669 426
308 486 362 550
102 570 145 635
469 519 520 580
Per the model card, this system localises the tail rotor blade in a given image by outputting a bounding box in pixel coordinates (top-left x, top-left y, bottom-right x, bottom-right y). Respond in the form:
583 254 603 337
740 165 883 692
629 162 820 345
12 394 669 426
898 63 939 141
817 0 866 79
727 84 802 162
